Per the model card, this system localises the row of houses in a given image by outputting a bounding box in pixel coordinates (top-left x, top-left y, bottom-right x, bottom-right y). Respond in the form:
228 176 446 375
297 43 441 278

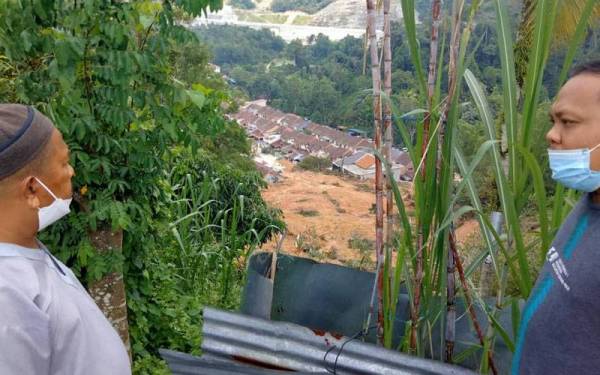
230 101 414 181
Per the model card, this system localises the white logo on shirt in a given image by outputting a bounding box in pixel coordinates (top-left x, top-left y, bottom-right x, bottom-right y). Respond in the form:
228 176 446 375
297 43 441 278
547 247 570 291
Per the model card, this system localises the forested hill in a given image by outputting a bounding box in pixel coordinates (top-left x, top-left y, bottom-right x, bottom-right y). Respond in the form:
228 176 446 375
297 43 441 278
197 8 599 140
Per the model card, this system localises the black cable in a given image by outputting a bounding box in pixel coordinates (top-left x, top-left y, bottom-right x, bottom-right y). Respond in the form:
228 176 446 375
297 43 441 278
323 325 377 374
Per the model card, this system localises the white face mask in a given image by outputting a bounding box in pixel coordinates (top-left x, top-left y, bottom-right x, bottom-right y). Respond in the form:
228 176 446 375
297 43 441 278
34 177 72 232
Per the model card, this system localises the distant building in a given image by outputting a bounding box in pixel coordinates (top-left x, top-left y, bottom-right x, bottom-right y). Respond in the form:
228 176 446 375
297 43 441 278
233 102 413 181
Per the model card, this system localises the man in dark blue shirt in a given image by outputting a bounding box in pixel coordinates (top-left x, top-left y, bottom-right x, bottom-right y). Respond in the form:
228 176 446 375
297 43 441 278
512 60 600 374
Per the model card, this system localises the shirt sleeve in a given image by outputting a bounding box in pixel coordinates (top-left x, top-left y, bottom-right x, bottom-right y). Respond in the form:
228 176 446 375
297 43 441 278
0 285 51 375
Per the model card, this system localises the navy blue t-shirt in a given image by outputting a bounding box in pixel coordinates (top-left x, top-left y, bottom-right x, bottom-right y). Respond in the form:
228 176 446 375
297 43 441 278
513 194 600 374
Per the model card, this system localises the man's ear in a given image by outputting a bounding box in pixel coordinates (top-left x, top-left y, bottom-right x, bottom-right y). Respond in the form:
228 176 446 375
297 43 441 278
22 176 41 210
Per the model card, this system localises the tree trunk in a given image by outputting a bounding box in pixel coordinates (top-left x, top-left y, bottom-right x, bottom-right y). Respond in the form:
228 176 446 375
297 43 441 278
88 228 131 362
514 0 536 90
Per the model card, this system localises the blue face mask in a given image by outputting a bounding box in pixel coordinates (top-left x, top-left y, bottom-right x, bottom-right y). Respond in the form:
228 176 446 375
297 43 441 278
548 144 600 192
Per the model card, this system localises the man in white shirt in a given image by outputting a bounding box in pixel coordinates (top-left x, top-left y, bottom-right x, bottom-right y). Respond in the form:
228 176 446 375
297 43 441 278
0 104 131 374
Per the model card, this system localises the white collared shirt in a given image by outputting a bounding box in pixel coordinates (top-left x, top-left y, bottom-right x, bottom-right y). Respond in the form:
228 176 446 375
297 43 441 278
0 242 131 374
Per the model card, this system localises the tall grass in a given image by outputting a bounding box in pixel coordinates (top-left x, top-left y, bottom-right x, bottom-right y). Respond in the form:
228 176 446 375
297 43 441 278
167 169 280 306
371 0 596 372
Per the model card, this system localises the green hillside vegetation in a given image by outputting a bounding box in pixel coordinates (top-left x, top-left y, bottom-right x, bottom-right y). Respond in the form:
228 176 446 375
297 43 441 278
0 1 283 373
200 22 599 141
271 0 334 14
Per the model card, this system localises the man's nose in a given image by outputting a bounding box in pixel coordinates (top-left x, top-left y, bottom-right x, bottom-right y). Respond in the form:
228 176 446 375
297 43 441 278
546 125 561 148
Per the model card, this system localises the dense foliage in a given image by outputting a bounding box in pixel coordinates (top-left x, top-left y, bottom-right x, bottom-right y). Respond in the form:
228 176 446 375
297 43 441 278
198 16 600 140
0 0 283 372
270 0 333 14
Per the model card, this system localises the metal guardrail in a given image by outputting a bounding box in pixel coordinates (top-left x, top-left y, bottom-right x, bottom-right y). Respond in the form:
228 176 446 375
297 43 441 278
200 307 476 375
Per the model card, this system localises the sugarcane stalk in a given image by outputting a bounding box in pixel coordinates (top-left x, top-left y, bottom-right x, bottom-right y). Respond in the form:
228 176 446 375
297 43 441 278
383 0 393 265
365 0 385 345
382 0 395 346
411 0 442 352
449 229 498 375
420 0 442 176
445 225 456 363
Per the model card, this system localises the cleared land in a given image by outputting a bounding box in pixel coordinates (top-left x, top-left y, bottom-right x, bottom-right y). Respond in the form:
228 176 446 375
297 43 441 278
260 160 479 269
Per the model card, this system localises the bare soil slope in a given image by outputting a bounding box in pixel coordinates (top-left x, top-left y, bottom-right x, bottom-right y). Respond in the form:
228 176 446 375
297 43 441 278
261 160 377 267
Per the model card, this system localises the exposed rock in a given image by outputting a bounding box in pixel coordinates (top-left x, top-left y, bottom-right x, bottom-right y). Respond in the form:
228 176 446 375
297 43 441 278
310 0 404 29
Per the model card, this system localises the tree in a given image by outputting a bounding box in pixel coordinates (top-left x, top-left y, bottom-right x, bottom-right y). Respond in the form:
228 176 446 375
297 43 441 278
514 0 600 88
0 0 224 359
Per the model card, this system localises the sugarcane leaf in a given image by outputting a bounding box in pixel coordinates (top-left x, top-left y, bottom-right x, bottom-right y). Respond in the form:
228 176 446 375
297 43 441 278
492 0 518 189
464 69 532 297
518 145 550 264
558 0 597 86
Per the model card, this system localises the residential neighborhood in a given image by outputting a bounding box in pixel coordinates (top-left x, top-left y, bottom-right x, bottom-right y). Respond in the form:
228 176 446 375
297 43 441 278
230 100 414 183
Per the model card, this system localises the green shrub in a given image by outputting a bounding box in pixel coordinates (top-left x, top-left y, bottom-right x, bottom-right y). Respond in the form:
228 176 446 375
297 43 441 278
297 156 331 172
295 227 324 259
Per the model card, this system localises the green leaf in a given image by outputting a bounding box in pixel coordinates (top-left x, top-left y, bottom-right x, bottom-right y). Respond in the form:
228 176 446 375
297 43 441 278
453 344 481 364
511 298 521 340
186 89 206 109
520 0 559 150
140 15 154 29
557 0 597 87
492 0 518 189
398 0 427 100
464 69 532 297
518 145 550 264
488 311 515 353
19 30 32 52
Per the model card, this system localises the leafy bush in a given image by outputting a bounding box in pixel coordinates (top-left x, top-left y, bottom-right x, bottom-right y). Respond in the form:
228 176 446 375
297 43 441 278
0 1 285 372
127 148 284 367
347 232 374 254
295 226 324 259
297 156 331 172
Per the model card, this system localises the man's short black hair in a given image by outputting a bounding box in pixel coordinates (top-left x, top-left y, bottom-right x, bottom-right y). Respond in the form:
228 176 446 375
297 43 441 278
570 59 600 78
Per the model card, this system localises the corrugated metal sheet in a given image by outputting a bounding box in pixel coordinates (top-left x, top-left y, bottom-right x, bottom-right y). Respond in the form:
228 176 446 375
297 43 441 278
159 349 322 375
201 307 476 375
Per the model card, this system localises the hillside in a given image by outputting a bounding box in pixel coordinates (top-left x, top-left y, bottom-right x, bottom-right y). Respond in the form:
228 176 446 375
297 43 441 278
260 161 478 268
261 160 379 268
226 0 405 28
310 0 403 28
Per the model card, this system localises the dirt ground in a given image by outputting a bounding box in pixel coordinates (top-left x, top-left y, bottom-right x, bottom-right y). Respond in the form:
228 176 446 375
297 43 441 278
260 160 480 268
261 160 378 267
